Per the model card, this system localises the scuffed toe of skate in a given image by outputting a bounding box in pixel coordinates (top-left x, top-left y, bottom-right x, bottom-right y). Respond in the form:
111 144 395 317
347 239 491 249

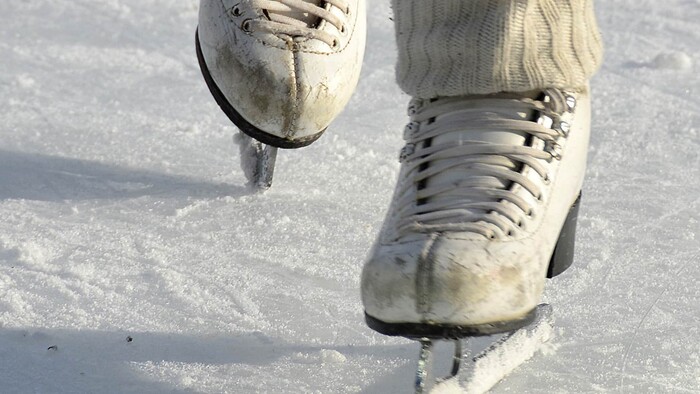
197 0 366 147
198 30 328 145
361 234 542 335
424 235 542 325
361 239 429 324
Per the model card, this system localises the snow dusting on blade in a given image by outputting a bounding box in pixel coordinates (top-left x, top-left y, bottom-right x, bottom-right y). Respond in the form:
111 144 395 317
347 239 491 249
430 305 555 394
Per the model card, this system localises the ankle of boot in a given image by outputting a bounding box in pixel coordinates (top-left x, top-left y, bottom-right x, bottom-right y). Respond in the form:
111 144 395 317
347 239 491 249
392 0 604 97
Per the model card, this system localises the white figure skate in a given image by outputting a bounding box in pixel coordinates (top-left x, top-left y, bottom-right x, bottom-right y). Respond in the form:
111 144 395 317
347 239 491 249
361 87 590 392
197 0 366 188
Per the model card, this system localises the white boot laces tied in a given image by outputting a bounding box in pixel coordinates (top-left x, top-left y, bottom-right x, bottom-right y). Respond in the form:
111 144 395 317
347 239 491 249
243 0 349 47
394 90 575 240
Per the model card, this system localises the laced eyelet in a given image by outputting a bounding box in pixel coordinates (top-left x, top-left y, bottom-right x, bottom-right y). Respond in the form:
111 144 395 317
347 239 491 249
507 230 514 237
566 95 577 111
526 209 534 218
399 144 415 162
545 141 563 160
558 121 571 136
332 38 340 49
345 5 351 15
231 6 242 17
543 174 551 185
407 99 423 117
241 19 252 32
340 24 347 35
403 121 420 140
517 220 524 228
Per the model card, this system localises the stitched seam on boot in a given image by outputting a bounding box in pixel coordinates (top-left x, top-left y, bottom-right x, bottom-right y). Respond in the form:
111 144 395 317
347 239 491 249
415 233 440 319
288 50 302 138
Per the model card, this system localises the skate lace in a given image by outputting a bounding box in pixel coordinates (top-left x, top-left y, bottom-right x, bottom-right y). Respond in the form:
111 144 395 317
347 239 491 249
241 0 349 47
392 90 576 240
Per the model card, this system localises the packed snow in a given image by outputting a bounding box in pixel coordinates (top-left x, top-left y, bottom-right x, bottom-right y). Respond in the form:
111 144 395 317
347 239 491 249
651 52 693 71
1 0 698 393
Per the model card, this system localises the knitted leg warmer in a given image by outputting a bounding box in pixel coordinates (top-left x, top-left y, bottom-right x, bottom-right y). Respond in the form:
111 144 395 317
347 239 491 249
392 0 603 98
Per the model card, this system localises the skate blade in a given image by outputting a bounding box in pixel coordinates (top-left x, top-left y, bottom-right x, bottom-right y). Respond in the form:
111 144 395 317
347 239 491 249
234 132 278 190
416 304 555 394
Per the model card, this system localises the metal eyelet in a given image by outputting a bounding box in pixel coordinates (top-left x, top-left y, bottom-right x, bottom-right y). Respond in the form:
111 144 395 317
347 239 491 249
399 144 415 162
241 19 252 32
558 121 571 136
403 121 420 140
545 141 563 160
566 95 577 111
231 6 241 17
407 99 423 117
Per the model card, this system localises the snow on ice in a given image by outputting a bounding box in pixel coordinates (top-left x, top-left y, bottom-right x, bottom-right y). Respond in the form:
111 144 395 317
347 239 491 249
1 0 699 393
651 52 693 71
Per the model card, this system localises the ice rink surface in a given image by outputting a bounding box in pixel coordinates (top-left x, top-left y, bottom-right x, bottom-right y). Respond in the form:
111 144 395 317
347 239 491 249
0 1 698 392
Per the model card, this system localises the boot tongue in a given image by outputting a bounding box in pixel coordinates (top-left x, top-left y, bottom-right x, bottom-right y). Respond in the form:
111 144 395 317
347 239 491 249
266 0 325 28
423 94 539 213
429 90 540 150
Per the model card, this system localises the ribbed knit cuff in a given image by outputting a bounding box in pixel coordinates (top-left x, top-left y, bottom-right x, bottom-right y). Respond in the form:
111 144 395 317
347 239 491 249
392 0 604 98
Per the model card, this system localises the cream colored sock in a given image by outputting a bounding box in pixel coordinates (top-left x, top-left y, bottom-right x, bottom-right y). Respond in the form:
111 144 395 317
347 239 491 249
392 0 603 98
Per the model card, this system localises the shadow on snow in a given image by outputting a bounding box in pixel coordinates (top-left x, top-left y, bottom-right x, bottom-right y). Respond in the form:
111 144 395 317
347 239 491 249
0 149 248 201
0 327 414 394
